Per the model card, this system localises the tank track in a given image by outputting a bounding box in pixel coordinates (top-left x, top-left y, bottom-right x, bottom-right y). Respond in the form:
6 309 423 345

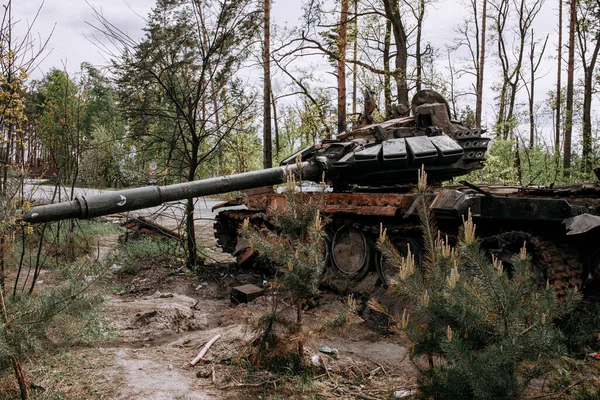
541 239 583 295
213 210 270 255
213 211 245 254
214 210 584 296
481 231 583 296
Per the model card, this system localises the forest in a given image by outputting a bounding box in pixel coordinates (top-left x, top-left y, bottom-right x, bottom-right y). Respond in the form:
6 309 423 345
0 0 600 398
5 0 600 192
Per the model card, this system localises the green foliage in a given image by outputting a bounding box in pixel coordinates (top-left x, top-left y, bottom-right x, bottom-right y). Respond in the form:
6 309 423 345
115 236 184 275
0 255 113 374
574 386 600 400
377 170 581 400
276 92 334 164
78 125 144 188
113 0 260 182
36 69 80 175
461 138 598 186
76 64 138 188
558 298 600 355
78 63 125 140
319 295 363 334
200 78 262 177
242 174 326 370
0 56 27 133
30 220 123 264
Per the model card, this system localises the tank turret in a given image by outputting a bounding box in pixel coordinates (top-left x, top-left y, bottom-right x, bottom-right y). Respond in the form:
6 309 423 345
23 90 488 224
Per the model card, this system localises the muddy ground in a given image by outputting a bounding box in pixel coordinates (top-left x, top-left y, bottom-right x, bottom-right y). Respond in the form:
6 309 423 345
1 219 419 399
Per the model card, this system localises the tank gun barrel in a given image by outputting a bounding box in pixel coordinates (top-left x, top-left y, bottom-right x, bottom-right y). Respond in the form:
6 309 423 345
23 161 322 224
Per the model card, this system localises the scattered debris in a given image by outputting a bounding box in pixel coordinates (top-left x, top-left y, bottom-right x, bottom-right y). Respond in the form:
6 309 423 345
319 345 339 359
136 310 158 323
190 334 221 366
112 264 123 273
196 368 212 378
302 295 320 311
232 238 254 264
392 389 415 398
588 352 600 360
151 291 174 299
311 355 321 367
121 216 183 242
230 284 264 304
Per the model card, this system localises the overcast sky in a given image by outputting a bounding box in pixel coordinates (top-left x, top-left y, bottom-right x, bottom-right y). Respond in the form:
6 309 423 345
15 0 565 141
15 0 307 79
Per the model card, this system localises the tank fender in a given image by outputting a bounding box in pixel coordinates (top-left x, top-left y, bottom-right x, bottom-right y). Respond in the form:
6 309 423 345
430 189 478 219
564 214 600 236
211 198 245 212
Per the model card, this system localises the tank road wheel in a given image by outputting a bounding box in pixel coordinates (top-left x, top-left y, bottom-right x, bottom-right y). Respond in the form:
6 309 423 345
331 226 372 280
376 237 422 287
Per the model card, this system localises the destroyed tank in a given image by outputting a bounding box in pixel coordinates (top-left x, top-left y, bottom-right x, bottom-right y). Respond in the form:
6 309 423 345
23 91 600 294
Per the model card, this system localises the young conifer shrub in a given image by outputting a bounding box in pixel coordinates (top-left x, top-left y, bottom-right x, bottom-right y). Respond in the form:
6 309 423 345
241 171 326 370
375 168 581 400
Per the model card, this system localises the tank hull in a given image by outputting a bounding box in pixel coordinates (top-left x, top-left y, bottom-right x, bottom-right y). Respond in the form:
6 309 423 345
213 183 600 294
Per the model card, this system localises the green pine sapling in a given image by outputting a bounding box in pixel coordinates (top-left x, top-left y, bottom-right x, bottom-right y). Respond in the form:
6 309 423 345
241 169 326 368
374 167 581 399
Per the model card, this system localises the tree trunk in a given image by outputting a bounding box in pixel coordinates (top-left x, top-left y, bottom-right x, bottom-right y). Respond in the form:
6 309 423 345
529 46 535 149
271 87 279 159
514 140 523 185
12 357 29 400
476 0 488 128
563 0 576 175
581 35 600 173
337 0 349 134
383 20 392 117
555 0 563 154
263 0 272 168
186 197 197 268
382 0 409 107
415 0 425 92
185 147 199 268
352 0 358 118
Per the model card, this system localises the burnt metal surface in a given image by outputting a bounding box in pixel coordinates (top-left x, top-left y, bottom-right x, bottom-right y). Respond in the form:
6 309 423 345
228 192 418 217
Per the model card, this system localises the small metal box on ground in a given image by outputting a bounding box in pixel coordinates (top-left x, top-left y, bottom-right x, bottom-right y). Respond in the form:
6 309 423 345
230 284 265 304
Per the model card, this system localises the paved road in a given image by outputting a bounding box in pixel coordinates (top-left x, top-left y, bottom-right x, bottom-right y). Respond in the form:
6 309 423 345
23 180 242 224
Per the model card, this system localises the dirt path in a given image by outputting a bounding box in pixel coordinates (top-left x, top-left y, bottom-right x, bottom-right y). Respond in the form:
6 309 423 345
94 225 235 399
80 222 416 399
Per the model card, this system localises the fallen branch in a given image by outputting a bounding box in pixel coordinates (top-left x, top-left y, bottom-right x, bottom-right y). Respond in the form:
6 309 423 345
526 379 582 399
218 381 277 389
349 391 381 400
367 357 389 380
190 334 221 366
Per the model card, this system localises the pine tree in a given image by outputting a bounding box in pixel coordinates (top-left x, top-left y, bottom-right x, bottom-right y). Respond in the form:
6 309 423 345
374 168 581 399
241 172 326 369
